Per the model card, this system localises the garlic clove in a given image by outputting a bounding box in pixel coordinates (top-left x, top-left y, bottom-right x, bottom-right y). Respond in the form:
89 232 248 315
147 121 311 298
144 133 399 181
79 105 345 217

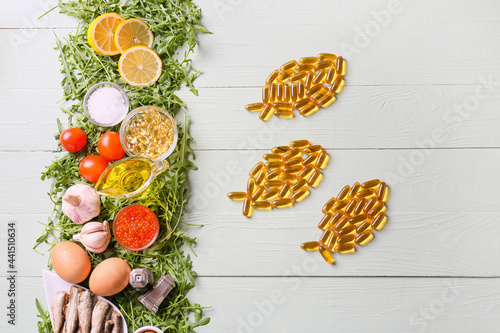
62 184 101 225
73 221 111 253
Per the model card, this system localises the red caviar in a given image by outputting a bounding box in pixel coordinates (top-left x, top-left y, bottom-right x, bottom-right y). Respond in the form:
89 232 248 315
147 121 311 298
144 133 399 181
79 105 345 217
113 204 159 251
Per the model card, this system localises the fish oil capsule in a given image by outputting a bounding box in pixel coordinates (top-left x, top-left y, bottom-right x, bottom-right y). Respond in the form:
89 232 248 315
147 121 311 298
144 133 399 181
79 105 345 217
283 84 291 102
354 198 366 215
291 187 310 202
349 214 367 226
336 56 346 76
279 173 298 182
330 211 343 226
345 199 357 215
300 103 320 117
337 185 350 201
249 162 264 177
255 170 266 185
280 60 297 72
289 140 310 148
274 110 294 119
269 84 277 102
259 104 274 121
325 67 337 84
307 170 323 188
333 216 349 231
251 186 265 202
297 81 305 99
319 227 334 244
291 83 298 102
296 64 314 72
252 201 273 210
314 60 333 70
312 69 327 85
261 188 279 201
273 101 293 112
326 234 338 251
348 182 361 198
319 244 335 264
242 197 253 217
245 103 265 112
318 213 333 229
227 192 247 201
306 84 324 97
338 234 355 244
262 86 270 103
302 152 318 166
289 72 306 82
284 157 302 166
303 144 323 153
338 225 355 236
363 198 378 213
299 56 318 65
265 169 282 180
371 212 387 230
290 179 307 192
263 153 283 161
266 69 279 85
355 231 374 246
315 151 330 169
293 98 312 111
299 164 315 179
278 182 291 199
265 161 283 170
272 198 293 208
301 241 320 251
271 145 290 154
317 53 337 61
368 202 384 217
357 188 375 198
276 83 284 101
304 72 314 89
377 182 389 202
247 177 256 195
362 179 380 189
277 70 293 82
331 200 348 212
284 165 303 174
322 197 337 213
283 147 301 159
331 75 345 94
356 221 371 234
265 180 283 188
334 243 355 254
311 89 329 105
317 92 336 108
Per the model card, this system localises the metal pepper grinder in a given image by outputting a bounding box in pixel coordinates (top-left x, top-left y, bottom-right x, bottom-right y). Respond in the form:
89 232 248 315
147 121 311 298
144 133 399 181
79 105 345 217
129 268 154 292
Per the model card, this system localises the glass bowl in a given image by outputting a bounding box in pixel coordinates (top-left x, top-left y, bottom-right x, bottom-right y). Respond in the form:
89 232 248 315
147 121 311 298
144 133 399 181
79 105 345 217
83 82 129 127
133 326 163 333
119 105 178 162
113 204 159 251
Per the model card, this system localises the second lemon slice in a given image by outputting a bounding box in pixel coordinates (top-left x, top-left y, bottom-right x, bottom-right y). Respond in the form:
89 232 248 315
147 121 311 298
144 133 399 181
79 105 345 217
114 18 154 54
118 46 162 87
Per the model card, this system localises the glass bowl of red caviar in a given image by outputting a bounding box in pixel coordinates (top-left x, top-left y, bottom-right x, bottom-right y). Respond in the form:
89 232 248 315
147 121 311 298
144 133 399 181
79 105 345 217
113 204 159 251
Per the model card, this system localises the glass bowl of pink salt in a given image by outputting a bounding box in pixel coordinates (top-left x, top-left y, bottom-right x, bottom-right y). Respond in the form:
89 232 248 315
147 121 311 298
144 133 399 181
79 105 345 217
83 82 129 127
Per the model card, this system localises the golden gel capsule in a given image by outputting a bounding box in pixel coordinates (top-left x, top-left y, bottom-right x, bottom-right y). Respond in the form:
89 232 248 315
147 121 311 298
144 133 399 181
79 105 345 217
245 102 265 112
296 64 314 72
291 83 298 102
265 161 283 170
290 140 310 148
326 234 338 251
266 69 279 85
377 182 389 202
283 147 301 159
272 198 293 208
317 93 336 107
325 67 337 84
303 144 323 153
247 177 256 195
273 101 293 112
269 84 277 102
354 198 366 215
332 200 349 212
277 70 293 82
318 213 333 229
263 153 283 161
319 244 335 264
357 188 375 198
319 227 334 244
252 201 273 210
297 81 305 99
291 187 310 202
293 98 311 111
345 199 357 215
322 197 337 213
278 182 291 199
283 84 291 102
251 185 265 200
371 212 387 230
290 179 307 192
304 72 314 89
242 197 252 217
337 185 350 201
301 241 320 251
331 76 345 94
271 145 290 154
307 170 323 188
259 104 274 121
334 243 355 254
284 165 303 174
315 151 330 169
349 214 367 225
276 83 284 101
338 234 355 244
333 216 348 231
279 173 298 182
317 53 337 61
262 86 270 104
355 231 374 246
312 69 327 85
336 56 346 76
274 110 294 119
368 202 384 217
299 56 319 65
338 225 355 236
227 192 247 201
300 103 320 117
314 60 333 70
356 221 371 234
289 72 306 82
262 188 279 201
298 164 314 179
255 170 266 185
265 180 283 188
348 182 360 199
280 60 297 72
249 162 264 177
265 169 282 180
362 179 380 189
284 157 302 166
330 211 343 226
306 83 324 97
363 198 377 213
302 152 318 166
311 90 329 105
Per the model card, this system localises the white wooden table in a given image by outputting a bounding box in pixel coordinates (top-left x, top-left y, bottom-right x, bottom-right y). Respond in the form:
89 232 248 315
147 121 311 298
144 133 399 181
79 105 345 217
1 0 500 331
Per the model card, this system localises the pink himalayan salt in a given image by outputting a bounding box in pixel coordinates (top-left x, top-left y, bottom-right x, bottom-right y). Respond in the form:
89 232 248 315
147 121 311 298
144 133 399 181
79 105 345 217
87 86 127 125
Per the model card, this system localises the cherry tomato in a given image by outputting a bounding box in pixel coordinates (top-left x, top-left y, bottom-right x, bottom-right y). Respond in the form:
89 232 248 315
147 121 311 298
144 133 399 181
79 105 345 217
59 128 87 153
79 155 108 183
98 131 126 162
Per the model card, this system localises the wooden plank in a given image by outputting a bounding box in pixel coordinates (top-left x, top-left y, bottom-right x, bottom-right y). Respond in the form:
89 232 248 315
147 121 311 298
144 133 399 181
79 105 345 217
2 276 498 332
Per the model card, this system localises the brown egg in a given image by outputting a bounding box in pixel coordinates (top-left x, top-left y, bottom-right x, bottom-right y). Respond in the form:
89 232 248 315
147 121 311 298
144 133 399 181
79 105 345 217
89 258 131 296
51 241 91 284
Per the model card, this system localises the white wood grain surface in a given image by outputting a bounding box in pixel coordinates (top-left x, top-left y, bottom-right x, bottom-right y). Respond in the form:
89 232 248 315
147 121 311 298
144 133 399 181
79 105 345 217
1 0 500 332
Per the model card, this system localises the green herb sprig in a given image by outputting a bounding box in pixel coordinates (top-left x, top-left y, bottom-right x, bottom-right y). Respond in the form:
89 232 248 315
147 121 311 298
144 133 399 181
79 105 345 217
34 0 210 331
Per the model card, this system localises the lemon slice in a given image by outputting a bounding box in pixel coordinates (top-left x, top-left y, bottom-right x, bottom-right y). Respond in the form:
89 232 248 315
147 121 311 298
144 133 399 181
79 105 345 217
114 18 154 54
87 13 123 56
118 46 162 87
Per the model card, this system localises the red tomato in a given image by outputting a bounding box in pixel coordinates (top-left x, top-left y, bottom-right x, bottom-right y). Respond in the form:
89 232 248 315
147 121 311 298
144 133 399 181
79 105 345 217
98 131 126 162
59 128 87 153
79 155 108 183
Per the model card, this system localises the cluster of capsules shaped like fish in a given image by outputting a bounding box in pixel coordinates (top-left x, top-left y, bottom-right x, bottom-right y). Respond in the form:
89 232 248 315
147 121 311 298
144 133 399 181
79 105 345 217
245 53 346 120
301 179 389 264
227 140 330 217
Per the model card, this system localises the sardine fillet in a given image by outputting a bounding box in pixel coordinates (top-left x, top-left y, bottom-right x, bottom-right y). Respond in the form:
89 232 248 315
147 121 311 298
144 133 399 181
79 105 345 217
51 291 68 333
90 300 111 333
77 290 92 333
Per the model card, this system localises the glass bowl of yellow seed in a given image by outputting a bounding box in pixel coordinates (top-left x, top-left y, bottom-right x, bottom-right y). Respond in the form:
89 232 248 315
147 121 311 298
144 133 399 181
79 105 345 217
119 105 178 162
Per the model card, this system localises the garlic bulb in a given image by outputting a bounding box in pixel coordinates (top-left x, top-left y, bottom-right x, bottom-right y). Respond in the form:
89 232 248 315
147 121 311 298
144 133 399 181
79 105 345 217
62 184 101 224
73 221 111 253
